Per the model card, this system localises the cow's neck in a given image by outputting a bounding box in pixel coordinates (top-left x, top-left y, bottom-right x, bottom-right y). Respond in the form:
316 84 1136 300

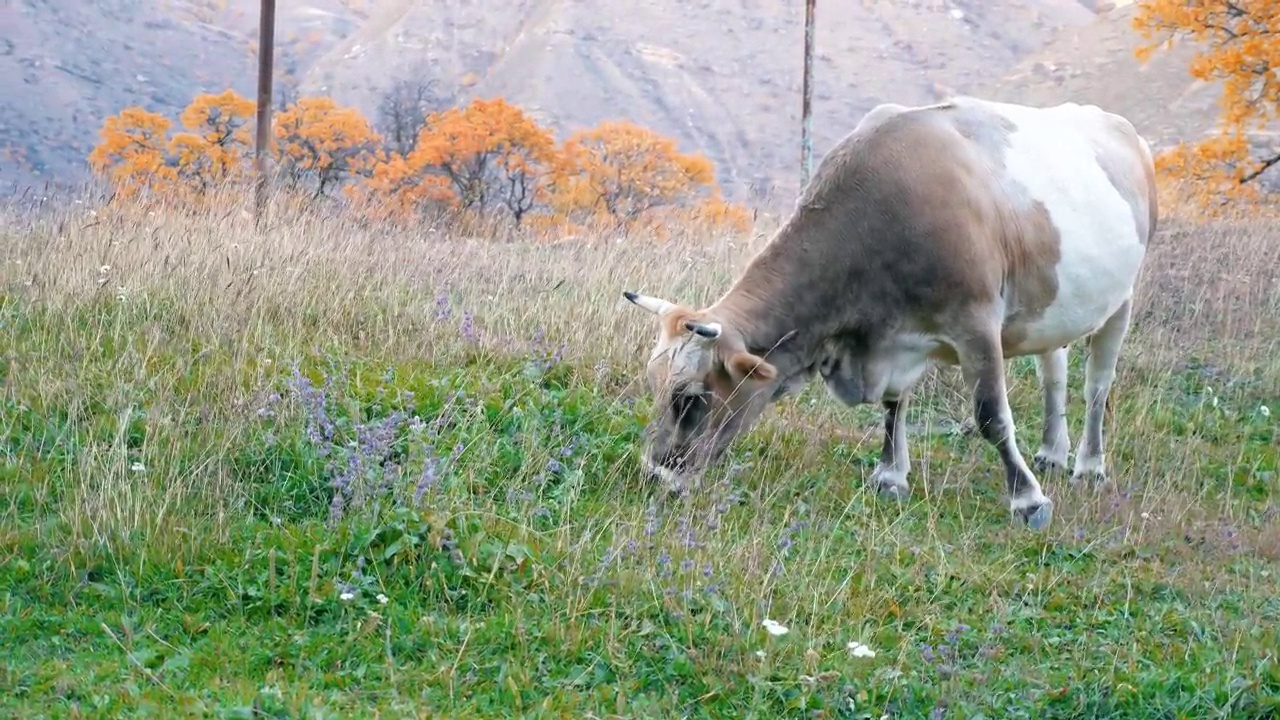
708 212 870 375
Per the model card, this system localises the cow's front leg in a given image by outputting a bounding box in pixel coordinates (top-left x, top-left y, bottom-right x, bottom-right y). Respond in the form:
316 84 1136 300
959 330 1054 531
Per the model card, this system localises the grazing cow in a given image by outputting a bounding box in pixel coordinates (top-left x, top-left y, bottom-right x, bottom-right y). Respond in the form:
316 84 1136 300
622 96 1157 531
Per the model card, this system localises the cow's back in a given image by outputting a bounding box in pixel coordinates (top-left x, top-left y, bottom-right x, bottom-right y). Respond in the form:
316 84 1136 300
941 96 1155 354
751 96 1153 358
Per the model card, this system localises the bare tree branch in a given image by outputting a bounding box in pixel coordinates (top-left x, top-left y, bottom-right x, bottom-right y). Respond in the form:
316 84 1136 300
1239 152 1280 185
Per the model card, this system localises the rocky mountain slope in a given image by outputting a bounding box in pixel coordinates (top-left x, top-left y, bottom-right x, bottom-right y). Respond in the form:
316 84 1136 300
0 0 1240 204
0 0 358 195
297 0 1100 204
979 2 1217 151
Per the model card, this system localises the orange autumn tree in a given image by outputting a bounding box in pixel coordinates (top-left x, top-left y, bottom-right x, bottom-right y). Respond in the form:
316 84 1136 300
87 107 178 197
1133 1 1280 209
167 89 256 193
411 97 561 224
349 152 457 224
274 96 383 198
554 120 718 227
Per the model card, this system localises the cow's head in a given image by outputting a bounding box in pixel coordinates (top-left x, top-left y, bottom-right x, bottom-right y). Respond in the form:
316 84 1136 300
623 290 782 488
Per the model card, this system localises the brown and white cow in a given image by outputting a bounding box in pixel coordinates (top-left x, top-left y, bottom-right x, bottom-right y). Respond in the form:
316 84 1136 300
622 95 1157 531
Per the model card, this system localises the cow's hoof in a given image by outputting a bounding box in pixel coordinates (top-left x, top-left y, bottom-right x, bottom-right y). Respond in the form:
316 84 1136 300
1069 467 1109 486
876 480 910 502
1014 499 1054 531
871 465 910 502
1032 453 1067 475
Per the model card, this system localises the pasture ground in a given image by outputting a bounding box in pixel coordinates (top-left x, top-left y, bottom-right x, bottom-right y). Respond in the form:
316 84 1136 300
2 195 1278 718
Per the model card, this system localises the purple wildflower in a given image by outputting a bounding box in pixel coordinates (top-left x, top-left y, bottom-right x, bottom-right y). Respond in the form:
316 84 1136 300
415 455 440 507
921 644 936 663
434 292 452 320
257 392 282 418
643 503 659 542
460 311 478 342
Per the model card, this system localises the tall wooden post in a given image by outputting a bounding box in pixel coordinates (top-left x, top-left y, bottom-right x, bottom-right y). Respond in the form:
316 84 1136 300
253 0 277 229
800 0 816 189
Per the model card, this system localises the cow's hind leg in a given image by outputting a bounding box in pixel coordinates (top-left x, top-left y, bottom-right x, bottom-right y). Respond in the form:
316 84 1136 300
958 329 1054 530
1032 346 1071 474
1072 298 1133 485
871 393 912 500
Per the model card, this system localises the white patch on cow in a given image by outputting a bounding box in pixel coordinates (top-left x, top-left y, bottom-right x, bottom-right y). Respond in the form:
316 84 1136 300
980 98 1150 356
667 334 715 381
870 333 946 403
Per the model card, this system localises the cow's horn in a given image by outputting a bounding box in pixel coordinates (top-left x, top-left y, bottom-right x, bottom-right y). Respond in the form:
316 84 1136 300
623 290 676 316
684 320 722 340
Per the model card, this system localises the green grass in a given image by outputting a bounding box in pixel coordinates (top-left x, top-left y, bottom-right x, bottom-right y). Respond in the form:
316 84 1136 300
2 199 1278 718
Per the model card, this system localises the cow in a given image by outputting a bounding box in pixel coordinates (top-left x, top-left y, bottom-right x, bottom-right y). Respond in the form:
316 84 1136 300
621 95 1157 531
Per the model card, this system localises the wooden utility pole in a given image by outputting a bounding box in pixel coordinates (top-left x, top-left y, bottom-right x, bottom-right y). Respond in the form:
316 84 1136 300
800 0 816 189
253 0 277 228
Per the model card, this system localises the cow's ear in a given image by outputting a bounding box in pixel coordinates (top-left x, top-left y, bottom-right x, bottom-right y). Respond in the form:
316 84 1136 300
726 351 777 383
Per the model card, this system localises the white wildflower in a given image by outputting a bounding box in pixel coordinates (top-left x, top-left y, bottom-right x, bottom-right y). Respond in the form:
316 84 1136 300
1261 405 1271 418
339 591 355 602
846 640 876 658
376 593 389 605
129 461 145 473
761 619 789 636
754 650 766 659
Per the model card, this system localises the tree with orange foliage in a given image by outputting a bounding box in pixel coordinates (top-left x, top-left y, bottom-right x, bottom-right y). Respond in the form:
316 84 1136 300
348 151 457 223
411 97 561 224
87 107 178 197
167 90 256 193
1133 2 1280 206
274 97 383 198
555 121 718 225
689 192 754 235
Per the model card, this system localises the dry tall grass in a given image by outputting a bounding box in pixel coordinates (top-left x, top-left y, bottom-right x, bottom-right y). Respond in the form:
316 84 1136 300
3 185 1277 552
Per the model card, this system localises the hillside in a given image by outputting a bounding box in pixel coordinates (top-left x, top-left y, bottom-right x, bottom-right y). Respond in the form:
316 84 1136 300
4 0 1250 204
980 2 1218 151
298 0 1099 205
983 3 1280 192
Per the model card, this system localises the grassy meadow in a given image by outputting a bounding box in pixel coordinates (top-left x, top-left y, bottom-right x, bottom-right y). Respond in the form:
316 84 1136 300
2 189 1278 719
